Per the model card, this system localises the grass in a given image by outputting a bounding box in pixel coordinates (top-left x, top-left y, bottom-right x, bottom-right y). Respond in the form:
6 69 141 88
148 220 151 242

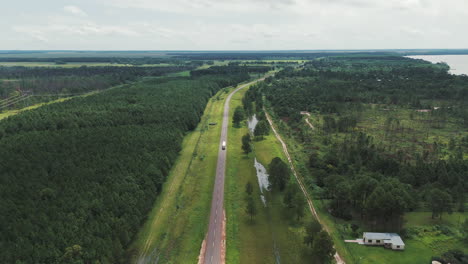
129 85 231 263
346 240 433 264
404 212 467 227
225 88 314 264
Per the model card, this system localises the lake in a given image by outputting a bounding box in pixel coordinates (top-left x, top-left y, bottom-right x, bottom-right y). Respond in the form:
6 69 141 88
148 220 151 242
407 55 468 75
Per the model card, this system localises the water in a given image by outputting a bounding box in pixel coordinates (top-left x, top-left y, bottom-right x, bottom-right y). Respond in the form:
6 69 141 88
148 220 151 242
407 55 468 75
254 158 270 206
248 114 258 134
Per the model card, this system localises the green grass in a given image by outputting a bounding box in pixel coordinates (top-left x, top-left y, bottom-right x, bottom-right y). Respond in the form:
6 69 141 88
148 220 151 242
129 86 231 263
404 212 467 227
225 89 314 264
347 240 433 264
165 70 191 77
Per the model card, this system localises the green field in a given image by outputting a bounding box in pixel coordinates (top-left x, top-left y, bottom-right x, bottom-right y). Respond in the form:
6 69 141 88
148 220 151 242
129 85 231 263
225 88 315 264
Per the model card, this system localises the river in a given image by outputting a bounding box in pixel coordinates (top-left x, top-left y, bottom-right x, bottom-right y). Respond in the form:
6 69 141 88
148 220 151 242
407 55 468 75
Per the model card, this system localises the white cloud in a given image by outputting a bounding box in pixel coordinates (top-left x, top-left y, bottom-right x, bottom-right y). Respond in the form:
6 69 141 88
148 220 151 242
2 0 468 49
64 5 88 16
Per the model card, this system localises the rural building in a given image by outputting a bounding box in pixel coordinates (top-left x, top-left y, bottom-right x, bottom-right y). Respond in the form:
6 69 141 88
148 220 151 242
362 232 405 250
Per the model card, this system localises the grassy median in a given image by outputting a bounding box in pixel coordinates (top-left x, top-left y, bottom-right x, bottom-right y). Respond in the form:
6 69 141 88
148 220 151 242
225 87 313 264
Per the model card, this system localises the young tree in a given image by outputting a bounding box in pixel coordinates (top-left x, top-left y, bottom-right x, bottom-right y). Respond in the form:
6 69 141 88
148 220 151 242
268 157 289 191
245 196 257 221
232 106 245 127
254 120 270 139
428 188 453 219
241 133 252 154
312 230 335 264
304 219 322 247
245 181 253 196
283 182 297 208
293 192 306 221
284 182 306 220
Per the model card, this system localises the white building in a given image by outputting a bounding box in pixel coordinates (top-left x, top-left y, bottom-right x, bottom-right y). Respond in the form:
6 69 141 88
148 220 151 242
362 232 405 250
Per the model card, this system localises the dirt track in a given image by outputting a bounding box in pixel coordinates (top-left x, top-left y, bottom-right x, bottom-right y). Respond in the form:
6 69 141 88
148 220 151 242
265 110 345 264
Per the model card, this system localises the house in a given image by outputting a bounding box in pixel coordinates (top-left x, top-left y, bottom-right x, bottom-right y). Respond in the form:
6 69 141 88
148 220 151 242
362 232 405 250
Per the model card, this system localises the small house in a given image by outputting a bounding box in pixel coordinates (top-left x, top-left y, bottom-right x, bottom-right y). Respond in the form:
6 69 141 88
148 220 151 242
362 232 405 250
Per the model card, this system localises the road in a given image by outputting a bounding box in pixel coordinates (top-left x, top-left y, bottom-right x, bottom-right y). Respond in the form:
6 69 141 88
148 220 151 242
203 77 268 264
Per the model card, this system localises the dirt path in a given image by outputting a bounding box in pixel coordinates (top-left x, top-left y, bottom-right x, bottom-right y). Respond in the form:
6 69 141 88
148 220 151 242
264 110 345 264
300 111 315 130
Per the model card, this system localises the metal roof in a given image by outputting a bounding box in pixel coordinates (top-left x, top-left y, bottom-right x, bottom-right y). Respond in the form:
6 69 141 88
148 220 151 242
363 232 405 246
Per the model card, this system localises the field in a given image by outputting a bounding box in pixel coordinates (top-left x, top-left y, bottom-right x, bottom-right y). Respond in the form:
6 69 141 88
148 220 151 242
225 87 314 264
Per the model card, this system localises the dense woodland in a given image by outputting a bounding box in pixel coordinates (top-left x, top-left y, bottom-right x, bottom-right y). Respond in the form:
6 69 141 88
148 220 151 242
0 65 195 111
0 68 251 263
246 56 468 230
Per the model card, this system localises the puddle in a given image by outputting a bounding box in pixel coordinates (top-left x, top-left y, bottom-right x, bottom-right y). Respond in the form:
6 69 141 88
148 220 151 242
248 114 258 134
254 158 270 206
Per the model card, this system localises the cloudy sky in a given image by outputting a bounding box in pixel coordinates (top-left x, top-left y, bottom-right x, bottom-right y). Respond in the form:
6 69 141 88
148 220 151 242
2 0 467 50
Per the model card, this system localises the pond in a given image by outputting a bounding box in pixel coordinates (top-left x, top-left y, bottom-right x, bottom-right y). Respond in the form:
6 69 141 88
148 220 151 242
254 158 270 206
248 114 258 134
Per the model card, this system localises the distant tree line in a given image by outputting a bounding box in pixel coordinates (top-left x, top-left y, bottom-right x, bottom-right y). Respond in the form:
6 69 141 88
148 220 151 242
190 65 271 77
170 52 396 60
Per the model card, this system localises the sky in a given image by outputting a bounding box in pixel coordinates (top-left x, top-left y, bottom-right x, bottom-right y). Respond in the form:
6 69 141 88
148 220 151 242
1 0 467 50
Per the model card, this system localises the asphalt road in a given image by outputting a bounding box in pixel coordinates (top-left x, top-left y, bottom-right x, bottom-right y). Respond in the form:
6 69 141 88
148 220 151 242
203 77 267 264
